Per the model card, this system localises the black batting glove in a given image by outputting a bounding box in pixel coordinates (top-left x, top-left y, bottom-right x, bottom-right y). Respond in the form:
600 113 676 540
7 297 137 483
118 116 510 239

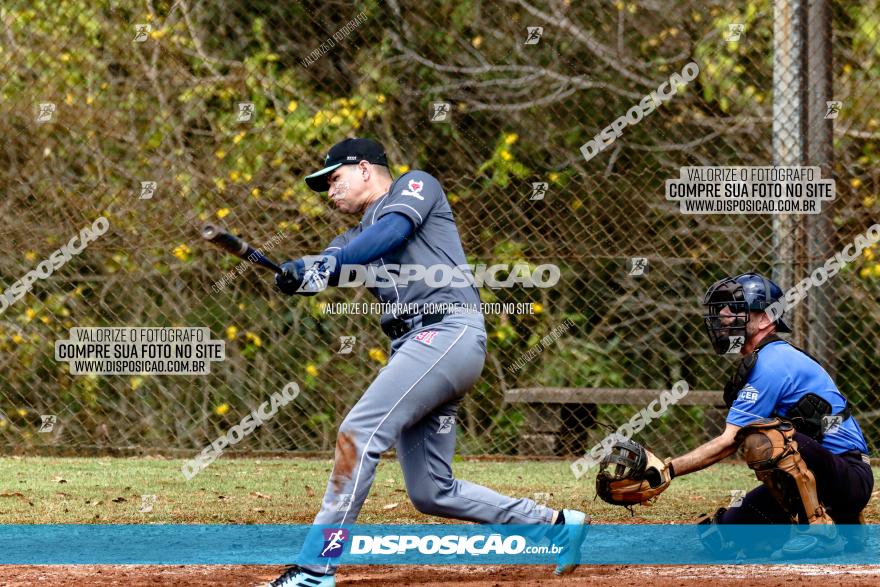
275 259 306 296
275 256 337 296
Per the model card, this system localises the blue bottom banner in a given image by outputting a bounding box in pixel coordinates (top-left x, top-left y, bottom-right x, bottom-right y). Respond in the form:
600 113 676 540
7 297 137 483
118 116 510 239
0 524 876 565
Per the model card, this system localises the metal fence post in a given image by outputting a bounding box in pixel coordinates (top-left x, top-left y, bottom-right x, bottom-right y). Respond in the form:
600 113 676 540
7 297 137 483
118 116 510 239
772 0 807 345
805 0 835 374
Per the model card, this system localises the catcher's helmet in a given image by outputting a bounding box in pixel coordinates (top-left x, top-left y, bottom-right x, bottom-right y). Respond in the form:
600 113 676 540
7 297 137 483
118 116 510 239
703 272 791 355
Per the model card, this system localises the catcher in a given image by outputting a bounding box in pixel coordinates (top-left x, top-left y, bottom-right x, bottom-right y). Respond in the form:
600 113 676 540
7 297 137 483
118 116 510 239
596 272 872 557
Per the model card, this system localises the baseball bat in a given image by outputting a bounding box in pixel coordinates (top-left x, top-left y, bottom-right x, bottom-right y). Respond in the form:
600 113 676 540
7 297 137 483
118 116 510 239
200 223 284 274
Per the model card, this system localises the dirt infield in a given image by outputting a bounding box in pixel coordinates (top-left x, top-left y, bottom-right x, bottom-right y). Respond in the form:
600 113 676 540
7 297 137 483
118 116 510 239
3 564 880 586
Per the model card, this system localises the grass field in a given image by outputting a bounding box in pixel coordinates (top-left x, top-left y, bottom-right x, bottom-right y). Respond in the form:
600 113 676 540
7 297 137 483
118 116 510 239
1 456 878 525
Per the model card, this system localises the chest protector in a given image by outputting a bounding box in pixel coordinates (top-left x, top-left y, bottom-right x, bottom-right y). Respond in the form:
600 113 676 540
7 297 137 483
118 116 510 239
723 335 851 441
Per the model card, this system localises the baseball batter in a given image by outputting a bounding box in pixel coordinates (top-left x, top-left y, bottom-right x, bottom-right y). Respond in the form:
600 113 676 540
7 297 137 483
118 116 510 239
268 138 587 587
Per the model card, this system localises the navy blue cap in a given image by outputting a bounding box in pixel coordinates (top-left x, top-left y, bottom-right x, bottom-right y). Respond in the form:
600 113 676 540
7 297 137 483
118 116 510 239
304 138 388 192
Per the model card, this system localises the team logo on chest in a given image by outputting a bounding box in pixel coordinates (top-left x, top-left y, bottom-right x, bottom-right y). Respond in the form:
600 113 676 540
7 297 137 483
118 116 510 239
401 179 425 200
414 330 438 345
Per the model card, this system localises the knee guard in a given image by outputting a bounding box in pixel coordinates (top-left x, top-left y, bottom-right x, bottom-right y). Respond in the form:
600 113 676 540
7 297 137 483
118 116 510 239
736 418 833 525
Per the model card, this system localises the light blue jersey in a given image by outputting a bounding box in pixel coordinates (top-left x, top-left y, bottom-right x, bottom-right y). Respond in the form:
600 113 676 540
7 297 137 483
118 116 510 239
726 340 869 455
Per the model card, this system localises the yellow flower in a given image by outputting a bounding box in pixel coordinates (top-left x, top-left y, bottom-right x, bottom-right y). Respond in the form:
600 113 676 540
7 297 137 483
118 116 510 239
17 408 27 417
243 172 252 182
500 150 513 161
843 64 853 75
306 363 319 377
271 157 283 167
367 348 387 365
238 303 246 310
40 315 50 324
233 131 246 144
395 165 410 174
0 419 6 428
65 93 74 105
859 267 870 278
448 193 460 205
864 196 876 208
60 53 71 62
533 302 544 314
226 326 238 340
130 377 143 391
214 403 230 416
245 331 262 347
172 243 191 261
251 188 261 199
25 308 36 322
504 133 518 145
493 330 506 341
149 29 165 40
874 264 880 278
216 208 231 219
471 36 482 48
570 198 584 211
850 178 862 189
12 334 24 344
25 251 37 262
548 172 560 183
215 150 226 159
287 100 298 113
377 94 386 104
229 170 240 182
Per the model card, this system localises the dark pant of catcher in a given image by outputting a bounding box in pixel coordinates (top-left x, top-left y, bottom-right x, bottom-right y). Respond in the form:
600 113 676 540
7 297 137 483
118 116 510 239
708 419 872 527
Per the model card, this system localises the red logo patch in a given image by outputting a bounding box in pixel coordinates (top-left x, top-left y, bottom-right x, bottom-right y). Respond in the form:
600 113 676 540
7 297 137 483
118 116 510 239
414 330 438 345
401 179 425 200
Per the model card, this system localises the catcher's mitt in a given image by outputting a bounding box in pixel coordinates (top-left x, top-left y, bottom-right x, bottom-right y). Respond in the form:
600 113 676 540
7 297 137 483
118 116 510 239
596 439 673 506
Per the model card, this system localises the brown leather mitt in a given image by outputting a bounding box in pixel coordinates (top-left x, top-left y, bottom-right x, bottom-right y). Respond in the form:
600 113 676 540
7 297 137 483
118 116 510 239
596 439 673 506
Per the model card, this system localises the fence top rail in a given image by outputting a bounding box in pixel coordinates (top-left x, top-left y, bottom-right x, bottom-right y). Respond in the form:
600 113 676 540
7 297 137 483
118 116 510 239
504 388 726 407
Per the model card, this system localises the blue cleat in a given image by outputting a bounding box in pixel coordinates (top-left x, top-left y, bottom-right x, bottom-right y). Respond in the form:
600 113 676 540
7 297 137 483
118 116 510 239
267 565 335 587
553 509 591 576
771 524 845 560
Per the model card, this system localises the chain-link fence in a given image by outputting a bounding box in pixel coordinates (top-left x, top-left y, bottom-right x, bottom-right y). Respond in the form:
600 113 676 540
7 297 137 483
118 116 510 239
1 0 878 459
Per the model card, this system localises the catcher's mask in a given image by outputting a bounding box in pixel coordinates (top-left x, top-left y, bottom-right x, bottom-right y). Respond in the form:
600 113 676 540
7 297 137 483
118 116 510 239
702 272 791 355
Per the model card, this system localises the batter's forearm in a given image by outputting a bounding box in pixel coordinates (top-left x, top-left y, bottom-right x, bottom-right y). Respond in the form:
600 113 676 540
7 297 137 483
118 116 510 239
332 212 413 268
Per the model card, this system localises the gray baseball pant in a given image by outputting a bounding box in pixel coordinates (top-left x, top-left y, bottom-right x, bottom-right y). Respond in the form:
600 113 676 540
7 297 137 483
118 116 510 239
301 313 553 575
